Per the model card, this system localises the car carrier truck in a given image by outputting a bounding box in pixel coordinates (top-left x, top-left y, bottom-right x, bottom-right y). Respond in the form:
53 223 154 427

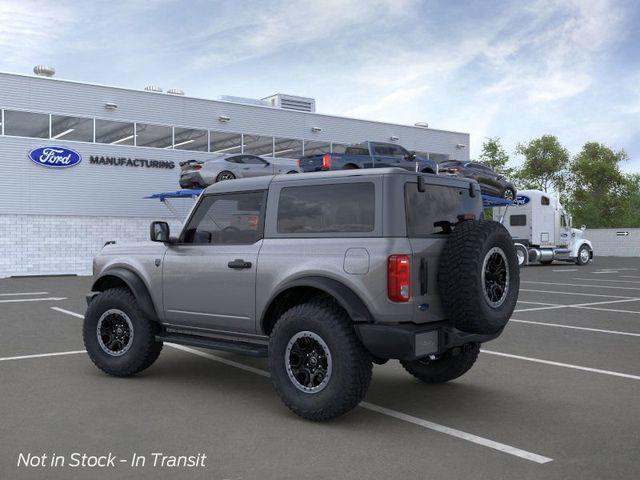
494 189 593 266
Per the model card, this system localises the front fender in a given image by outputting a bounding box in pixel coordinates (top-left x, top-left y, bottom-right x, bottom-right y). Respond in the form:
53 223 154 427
571 239 593 257
90 267 159 321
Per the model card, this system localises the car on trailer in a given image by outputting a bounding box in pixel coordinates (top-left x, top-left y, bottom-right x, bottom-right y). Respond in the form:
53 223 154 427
179 154 300 188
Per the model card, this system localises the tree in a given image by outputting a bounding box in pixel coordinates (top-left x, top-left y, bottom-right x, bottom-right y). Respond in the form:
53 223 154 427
566 142 633 228
514 135 569 192
478 137 513 176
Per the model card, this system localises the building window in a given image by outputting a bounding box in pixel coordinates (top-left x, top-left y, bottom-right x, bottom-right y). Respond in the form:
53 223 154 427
3 110 49 138
303 140 331 156
274 137 303 158
211 131 242 154
51 115 93 142
243 135 274 156
135 123 172 149
173 127 208 151
95 119 135 145
277 183 375 234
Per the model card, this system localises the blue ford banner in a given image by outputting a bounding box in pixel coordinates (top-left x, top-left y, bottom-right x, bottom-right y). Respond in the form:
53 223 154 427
514 195 530 206
28 146 82 168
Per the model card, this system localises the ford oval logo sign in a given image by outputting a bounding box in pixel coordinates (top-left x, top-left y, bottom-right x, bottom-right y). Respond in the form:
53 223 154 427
514 195 530 206
28 146 82 168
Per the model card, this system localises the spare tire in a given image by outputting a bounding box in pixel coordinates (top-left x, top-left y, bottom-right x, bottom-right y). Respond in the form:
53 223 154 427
438 220 519 334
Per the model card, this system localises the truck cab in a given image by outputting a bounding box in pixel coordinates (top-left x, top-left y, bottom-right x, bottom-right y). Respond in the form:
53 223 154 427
494 190 593 266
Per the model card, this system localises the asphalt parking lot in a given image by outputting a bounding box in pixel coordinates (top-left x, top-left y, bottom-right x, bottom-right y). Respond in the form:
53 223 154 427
1 257 639 480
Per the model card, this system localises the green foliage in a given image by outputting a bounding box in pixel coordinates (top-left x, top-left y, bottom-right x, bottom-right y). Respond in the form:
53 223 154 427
514 135 569 192
565 142 638 228
478 137 513 177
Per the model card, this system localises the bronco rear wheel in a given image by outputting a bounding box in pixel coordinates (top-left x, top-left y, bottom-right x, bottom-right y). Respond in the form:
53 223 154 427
268 299 372 421
438 220 519 334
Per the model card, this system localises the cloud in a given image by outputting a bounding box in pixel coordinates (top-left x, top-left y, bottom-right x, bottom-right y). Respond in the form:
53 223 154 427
0 0 74 68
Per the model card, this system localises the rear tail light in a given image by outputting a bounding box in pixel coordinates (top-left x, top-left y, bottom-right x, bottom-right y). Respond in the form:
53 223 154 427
457 213 476 221
297 159 301 167
322 153 331 169
192 164 202 170
388 255 411 302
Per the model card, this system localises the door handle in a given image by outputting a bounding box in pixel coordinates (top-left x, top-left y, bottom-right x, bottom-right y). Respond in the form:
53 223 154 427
228 259 252 269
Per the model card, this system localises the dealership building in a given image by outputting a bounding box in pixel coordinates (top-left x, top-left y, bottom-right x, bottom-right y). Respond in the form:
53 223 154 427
0 69 470 278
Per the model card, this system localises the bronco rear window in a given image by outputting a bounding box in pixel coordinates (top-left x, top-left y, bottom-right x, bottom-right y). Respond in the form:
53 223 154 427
405 183 470 236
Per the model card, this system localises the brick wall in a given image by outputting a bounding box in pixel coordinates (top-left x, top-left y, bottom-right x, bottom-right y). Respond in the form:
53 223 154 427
0 215 183 278
584 228 640 257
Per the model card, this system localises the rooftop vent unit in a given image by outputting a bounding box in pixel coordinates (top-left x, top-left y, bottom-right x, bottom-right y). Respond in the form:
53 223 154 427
167 88 185 96
262 94 316 112
144 85 163 93
219 95 270 107
33 65 55 77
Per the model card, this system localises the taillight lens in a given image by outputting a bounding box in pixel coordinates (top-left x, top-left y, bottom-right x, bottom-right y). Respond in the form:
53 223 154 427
322 153 331 169
192 164 202 170
388 255 411 302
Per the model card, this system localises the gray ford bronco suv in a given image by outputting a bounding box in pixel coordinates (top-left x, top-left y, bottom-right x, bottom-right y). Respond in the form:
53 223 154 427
85 168 519 421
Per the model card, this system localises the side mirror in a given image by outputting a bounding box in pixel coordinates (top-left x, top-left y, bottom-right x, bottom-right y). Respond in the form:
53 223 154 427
581 225 586 231
405 150 416 161
150 221 170 242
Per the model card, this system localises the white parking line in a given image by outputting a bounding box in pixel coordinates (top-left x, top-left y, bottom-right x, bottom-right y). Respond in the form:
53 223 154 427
0 292 49 296
516 301 561 306
593 270 619 274
168 344 552 464
481 350 640 381
514 297 640 313
573 278 640 284
51 307 85 318
0 297 67 304
360 402 553 464
574 306 640 315
521 289 637 299
621 275 640 279
0 350 86 362
552 269 578 272
523 281 640 291
510 319 640 337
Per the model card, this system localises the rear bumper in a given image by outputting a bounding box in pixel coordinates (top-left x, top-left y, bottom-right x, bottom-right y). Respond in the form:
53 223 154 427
355 321 501 361
179 172 205 188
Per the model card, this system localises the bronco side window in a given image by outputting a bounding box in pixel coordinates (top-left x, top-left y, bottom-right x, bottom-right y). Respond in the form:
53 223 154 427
277 183 375 234
181 191 266 245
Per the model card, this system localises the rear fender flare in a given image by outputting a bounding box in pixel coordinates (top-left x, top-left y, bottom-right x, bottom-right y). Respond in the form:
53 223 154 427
260 276 373 332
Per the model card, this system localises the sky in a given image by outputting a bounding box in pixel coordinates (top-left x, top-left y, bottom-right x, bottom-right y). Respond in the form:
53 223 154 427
1 0 639 172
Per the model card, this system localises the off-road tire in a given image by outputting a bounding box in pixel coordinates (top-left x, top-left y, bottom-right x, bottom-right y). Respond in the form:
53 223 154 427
401 343 480 383
83 288 163 377
576 245 591 266
439 220 519 334
268 299 372 421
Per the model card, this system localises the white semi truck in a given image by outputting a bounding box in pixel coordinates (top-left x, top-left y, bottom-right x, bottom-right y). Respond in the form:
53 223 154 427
494 190 593 266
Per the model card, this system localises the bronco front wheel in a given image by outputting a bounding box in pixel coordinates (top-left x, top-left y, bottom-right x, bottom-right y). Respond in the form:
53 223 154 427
83 288 163 377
